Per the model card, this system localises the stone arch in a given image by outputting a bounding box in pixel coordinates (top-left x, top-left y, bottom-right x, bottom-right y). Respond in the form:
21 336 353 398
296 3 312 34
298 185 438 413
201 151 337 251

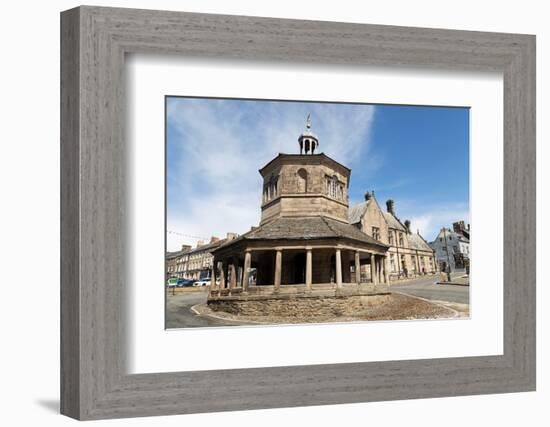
297 168 308 193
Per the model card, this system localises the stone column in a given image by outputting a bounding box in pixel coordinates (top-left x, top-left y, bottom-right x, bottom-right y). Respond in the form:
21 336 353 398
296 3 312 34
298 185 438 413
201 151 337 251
371 253 378 285
274 249 282 291
242 250 251 292
219 261 226 289
335 248 343 288
384 256 390 285
229 257 237 289
305 248 312 290
211 259 217 290
355 251 361 284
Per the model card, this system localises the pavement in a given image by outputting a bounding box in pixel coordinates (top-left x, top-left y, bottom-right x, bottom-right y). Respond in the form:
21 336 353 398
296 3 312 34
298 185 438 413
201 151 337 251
166 290 236 328
390 275 470 305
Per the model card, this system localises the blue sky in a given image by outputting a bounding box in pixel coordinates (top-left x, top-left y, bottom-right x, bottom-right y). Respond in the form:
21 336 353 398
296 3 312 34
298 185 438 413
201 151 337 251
166 97 469 251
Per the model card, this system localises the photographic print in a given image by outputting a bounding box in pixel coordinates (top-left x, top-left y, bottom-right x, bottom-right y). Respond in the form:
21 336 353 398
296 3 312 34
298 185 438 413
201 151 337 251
165 97 470 328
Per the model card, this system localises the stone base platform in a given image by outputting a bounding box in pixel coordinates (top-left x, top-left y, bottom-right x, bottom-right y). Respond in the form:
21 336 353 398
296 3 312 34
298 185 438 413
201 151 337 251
208 283 390 302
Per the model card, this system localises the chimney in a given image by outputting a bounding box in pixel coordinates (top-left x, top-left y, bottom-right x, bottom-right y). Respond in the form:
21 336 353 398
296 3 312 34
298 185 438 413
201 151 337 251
210 236 220 243
196 240 204 248
226 232 238 241
404 219 411 233
453 220 465 234
364 191 372 201
386 199 395 215
181 244 191 252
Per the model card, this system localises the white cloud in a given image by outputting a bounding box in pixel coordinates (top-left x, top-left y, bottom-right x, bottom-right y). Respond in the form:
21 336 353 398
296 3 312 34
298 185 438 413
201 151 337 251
166 98 376 251
407 204 470 242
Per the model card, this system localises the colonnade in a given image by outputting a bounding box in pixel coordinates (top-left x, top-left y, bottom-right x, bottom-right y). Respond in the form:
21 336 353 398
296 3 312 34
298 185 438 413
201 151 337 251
211 247 390 292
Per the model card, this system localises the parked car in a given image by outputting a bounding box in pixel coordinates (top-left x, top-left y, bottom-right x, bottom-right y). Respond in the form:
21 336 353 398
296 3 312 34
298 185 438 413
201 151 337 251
177 278 194 287
193 278 211 287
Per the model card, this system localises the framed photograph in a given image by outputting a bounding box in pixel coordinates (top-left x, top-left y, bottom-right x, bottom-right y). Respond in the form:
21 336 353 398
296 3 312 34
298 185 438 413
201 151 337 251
61 6 536 420
164 97 470 329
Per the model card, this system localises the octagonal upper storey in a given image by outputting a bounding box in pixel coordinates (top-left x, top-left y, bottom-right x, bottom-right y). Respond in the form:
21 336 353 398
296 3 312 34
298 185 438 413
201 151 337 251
259 153 351 225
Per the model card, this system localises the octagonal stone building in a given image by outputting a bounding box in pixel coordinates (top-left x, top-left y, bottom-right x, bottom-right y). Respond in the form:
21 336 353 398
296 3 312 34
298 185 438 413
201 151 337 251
209 116 390 301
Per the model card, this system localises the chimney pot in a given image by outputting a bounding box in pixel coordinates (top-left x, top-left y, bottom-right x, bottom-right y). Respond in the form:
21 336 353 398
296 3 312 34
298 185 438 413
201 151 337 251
386 199 395 215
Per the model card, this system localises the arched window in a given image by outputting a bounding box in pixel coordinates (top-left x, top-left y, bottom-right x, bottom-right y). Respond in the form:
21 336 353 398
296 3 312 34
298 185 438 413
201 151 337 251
264 174 279 203
297 168 308 193
329 175 338 198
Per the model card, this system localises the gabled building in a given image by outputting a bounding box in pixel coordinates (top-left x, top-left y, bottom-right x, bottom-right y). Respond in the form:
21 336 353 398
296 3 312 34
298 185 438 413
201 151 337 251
165 244 192 279
430 224 470 272
166 234 238 280
349 192 437 279
185 233 238 280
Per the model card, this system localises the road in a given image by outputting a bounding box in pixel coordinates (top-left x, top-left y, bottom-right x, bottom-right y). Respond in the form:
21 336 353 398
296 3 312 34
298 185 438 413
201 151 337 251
166 275 469 328
390 275 470 305
166 290 231 329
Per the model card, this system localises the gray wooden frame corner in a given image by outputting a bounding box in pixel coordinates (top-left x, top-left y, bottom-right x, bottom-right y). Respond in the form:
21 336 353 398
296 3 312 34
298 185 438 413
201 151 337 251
61 5 536 421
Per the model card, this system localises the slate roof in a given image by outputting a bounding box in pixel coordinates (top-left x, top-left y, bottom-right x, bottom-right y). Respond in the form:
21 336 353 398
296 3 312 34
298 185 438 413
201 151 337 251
348 200 371 225
348 200 407 233
432 228 470 244
383 212 407 231
187 239 225 255
407 233 433 251
166 248 190 259
215 216 388 250
259 153 351 175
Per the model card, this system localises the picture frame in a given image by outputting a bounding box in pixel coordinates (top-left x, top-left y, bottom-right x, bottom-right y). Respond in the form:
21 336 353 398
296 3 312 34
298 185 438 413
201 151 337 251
60 5 536 420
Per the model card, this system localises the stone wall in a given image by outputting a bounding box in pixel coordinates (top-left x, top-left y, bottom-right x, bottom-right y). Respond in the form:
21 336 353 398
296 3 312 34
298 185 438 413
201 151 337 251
361 199 390 244
386 247 436 276
260 157 350 224
208 294 390 318
358 198 436 276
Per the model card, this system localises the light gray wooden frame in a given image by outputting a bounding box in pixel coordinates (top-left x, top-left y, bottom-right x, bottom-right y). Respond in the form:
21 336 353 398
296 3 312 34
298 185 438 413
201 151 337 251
60 5 536 420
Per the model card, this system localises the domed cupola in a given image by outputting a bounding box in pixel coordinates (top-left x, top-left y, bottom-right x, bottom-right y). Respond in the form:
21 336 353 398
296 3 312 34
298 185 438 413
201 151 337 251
298 114 319 155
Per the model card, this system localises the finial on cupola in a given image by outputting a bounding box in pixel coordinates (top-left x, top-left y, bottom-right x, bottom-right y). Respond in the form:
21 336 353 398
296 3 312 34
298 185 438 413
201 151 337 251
298 113 319 155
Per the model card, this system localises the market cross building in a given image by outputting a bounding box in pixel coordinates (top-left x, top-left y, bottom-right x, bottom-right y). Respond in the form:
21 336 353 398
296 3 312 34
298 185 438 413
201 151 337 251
209 117 390 301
